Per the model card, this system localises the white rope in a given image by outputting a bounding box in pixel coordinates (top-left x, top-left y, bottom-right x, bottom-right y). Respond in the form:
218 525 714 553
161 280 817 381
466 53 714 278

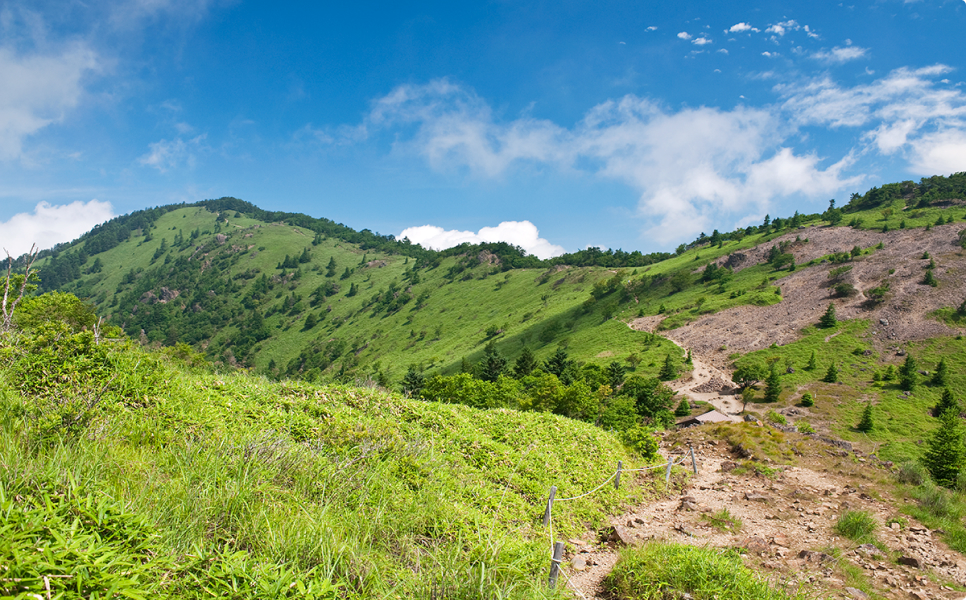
557 565 590 600
555 471 617 502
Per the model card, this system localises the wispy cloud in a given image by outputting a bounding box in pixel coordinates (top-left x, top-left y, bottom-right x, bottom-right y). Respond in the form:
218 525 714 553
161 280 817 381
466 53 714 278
811 45 868 64
0 200 114 256
138 134 207 172
399 221 565 259
0 43 100 159
350 80 859 245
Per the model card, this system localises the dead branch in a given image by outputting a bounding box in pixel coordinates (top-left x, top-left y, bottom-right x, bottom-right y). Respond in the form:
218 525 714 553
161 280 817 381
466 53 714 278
2 244 39 333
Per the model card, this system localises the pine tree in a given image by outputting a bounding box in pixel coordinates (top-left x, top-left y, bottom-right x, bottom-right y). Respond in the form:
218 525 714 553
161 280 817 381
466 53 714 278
806 350 818 371
819 303 837 328
857 401 874 432
922 269 938 287
899 354 918 391
606 361 626 389
658 353 677 381
823 362 839 383
401 365 425 397
325 257 337 277
932 358 949 387
543 347 574 380
479 341 508 382
340 267 352 280
936 388 958 419
764 364 782 402
513 346 538 378
922 410 966 487
675 399 692 417
685 349 693 366
302 313 318 331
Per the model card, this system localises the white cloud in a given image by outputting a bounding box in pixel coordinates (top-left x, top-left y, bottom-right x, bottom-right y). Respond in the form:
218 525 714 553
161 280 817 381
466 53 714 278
811 45 868 64
399 221 565 259
717 49 729 55
677 32 692 40
766 20 800 36
0 200 114 256
908 129 966 174
646 26 658 31
138 134 207 172
762 51 779 58
358 81 858 246
692 37 712 46
728 22 758 33
0 43 99 159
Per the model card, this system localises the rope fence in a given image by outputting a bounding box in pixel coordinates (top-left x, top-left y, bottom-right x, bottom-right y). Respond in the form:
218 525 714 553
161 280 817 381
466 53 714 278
542 446 698 589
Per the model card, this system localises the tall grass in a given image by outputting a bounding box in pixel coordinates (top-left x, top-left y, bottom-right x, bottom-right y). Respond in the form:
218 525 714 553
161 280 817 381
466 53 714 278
604 542 804 600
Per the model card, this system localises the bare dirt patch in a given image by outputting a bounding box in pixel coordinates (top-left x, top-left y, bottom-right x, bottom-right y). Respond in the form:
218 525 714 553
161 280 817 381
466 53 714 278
565 430 966 600
640 224 966 369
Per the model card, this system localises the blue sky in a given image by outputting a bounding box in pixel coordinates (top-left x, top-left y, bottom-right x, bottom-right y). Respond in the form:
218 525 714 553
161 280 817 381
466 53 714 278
1 0 965 258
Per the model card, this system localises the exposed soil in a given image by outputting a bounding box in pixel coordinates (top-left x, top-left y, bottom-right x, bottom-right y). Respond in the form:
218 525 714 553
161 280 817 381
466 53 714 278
630 223 966 370
564 433 966 600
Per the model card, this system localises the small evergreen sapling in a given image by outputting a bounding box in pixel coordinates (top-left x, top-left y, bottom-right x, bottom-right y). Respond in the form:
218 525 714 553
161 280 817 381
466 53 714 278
857 402 874 432
819 303 837 328
922 410 966 487
764 364 782 402
936 388 958 419
659 353 677 381
899 354 918 391
806 350 818 371
401 365 425 397
800 392 814 407
823 363 839 383
931 358 949 387
675 399 692 417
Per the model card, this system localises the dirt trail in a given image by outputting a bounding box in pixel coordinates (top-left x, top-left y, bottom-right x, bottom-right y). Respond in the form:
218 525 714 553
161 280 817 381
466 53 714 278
563 439 966 600
627 320 743 417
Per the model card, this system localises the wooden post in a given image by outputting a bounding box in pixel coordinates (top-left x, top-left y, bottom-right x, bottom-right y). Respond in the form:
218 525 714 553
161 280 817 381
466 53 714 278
665 456 674 484
548 541 564 588
689 445 697 474
615 461 622 490
542 486 557 527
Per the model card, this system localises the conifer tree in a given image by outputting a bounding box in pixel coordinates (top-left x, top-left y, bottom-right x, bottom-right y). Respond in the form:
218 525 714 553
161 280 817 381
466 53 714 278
857 401 874 432
922 269 938 287
479 341 508 382
675 399 692 417
936 388 958 419
823 362 839 383
401 365 424 397
685 349 693 366
806 350 817 371
325 257 337 277
543 347 573 380
819 303 837 328
764 364 782 402
513 346 538 378
922 410 966 487
659 353 677 381
899 354 918 391
606 361 626 389
931 358 949 387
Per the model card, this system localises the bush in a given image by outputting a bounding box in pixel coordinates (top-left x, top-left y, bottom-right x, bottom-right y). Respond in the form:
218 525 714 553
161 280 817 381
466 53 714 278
765 410 787 425
796 421 815 434
800 392 814 407
622 425 659 460
897 461 929 486
835 510 878 543
605 542 798 600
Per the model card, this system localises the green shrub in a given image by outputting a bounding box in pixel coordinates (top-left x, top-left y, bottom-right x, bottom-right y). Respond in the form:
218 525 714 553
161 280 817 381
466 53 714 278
800 392 814 407
835 510 877 543
605 542 802 600
897 461 929 486
622 425 660 460
796 421 815 434
765 410 787 425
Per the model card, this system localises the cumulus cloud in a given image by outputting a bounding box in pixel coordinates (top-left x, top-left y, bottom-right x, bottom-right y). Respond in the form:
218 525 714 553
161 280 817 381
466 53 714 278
728 22 759 33
677 32 692 40
811 45 868 64
766 20 800 36
138 134 207 172
692 37 712 46
908 130 966 174
399 221 565 259
646 26 658 31
0 200 114 256
357 81 859 245
0 43 99 159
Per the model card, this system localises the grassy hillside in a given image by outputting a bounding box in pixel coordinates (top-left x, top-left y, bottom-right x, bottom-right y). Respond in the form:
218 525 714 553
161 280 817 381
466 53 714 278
39 202 801 384
0 318 650 598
